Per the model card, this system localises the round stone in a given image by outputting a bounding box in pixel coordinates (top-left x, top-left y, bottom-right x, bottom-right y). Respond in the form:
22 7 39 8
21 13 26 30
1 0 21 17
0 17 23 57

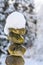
8 44 26 56
9 28 26 35
4 11 26 35
5 55 24 65
7 33 24 44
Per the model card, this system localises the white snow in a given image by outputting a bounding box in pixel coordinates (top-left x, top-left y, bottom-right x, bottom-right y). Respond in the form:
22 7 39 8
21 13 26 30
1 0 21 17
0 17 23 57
24 58 43 65
34 0 43 13
0 35 7 39
0 2 5 8
0 14 5 20
28 58 43 65
4 11 26 35
24 0 43 62
0 54 6 65
30 3 43 62
8 0 15 4
5 5 15 14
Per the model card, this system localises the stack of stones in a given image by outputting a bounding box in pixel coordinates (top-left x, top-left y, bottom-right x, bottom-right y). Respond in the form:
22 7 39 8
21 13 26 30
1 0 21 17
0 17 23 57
0 0 37 63
12 0 37 48
0 0 37 50
4 12 26 65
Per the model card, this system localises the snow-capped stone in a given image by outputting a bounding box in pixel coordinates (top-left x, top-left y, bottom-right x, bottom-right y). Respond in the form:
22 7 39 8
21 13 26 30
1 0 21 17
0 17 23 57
4 11 26 35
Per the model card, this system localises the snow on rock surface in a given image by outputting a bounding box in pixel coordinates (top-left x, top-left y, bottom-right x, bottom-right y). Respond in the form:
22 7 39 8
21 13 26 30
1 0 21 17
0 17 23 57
4 11 26 35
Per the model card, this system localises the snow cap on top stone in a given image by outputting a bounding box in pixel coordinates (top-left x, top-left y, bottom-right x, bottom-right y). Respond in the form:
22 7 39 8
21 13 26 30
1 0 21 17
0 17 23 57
4 11 26 35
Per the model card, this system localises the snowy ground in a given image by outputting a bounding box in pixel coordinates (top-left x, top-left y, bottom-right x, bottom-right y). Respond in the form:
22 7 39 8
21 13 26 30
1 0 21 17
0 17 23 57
0 54 43 65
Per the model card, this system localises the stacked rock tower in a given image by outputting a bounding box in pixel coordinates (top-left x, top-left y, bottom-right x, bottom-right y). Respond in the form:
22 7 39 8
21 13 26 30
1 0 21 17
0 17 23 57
4 11 26 65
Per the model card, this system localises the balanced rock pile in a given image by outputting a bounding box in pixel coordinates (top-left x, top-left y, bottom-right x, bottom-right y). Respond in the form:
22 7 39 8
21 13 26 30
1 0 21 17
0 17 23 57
4 11 26 65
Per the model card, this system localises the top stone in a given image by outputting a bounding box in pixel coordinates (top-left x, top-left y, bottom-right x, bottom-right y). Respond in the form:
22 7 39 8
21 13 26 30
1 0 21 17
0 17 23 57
4 11 26 35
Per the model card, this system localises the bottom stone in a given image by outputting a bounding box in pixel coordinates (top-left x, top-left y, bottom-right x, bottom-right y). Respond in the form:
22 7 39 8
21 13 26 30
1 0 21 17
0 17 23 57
5 55 24 65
